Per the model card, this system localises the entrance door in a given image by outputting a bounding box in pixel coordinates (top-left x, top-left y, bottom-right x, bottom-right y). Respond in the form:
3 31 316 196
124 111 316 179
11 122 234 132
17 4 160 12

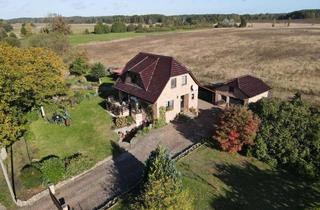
180 95 185 112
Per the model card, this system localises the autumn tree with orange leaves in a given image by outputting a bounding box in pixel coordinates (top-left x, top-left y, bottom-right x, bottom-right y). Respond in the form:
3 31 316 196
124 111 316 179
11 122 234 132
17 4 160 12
214 106 260 153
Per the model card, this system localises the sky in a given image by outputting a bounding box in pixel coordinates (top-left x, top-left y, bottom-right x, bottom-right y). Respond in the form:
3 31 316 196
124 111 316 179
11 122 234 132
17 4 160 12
0 0 319 19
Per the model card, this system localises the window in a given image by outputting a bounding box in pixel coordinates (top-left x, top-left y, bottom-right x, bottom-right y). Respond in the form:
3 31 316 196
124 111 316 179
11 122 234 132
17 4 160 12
165 100 174 111
171 78 177 88
191 94 195 100
182 75 187 86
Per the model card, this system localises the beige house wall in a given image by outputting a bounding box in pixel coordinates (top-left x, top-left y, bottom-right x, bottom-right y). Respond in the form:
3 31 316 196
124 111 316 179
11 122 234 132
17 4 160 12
247 91 269 103
155 73 198 122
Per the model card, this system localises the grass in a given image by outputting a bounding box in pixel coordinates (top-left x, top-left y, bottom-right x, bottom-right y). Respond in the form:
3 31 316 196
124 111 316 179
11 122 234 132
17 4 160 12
177 145 320 210
113 145 320 210
0 94 118 206
27 96 117 161
68 32 165 45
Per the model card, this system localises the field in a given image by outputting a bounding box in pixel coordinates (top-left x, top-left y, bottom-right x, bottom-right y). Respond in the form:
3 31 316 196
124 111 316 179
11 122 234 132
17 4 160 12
68 31 177 45
79 23 320 104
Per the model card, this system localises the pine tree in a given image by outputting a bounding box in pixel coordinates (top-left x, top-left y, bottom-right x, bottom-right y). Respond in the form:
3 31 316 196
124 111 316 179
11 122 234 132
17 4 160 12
131 145 193 210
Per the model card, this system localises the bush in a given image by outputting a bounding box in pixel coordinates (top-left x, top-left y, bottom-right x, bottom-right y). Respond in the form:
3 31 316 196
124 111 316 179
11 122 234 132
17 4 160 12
127 24 136 32
94 22 110 34
114 116 134 128
111 22 127 33
20 165 43 188
154 107 167 128
248 94 320 178
214 106 260 153
90 62 107 80
40 156 65 184
65 153 94 178
69 57 90 76
2 37 21 47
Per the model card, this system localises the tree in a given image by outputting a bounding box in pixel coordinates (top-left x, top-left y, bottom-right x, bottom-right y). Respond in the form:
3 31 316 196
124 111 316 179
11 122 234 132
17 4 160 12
69 57 90 75
0 43 66 145
111 22 127 33
90 62 107 81
94 22 110 34
48 14 71 35
131 145 193 210
214 106 260 153
26 32 72 61
248 96 320 178
20 22 34 36
127 24 136 32
240 17 247 28
136 23 144 33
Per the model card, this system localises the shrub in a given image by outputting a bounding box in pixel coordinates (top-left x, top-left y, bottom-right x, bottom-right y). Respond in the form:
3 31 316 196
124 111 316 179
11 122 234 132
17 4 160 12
69 57 90 76
111 22 127 33
154 107 167 128
94 22 110 34
90 62 107 80
20 165 43 188
2 37 20 47
214 106 260 153
248 95 320 178
65 154 94 178
127 24 136 32
40 156 65 184
114 116 134 128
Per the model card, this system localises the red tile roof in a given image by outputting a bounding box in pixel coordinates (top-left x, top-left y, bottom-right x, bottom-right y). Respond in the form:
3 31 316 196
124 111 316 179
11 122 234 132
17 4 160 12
113 52 193 103
225 75 271 98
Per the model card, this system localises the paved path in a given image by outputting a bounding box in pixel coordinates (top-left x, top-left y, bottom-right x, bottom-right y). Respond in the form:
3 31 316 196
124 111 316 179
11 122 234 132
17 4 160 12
19 100 216 210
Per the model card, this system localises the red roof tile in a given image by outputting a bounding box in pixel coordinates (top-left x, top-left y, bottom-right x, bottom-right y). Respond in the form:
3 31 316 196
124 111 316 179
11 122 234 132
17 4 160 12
225 75 271 98
113 52 192 103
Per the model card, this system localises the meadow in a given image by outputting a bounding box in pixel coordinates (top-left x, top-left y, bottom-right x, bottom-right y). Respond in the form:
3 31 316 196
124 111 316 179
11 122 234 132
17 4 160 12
79 23 320 104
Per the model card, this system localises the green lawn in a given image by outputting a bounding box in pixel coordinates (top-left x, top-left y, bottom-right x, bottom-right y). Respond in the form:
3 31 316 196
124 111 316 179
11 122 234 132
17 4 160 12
27 96 117 160
68 32 151 45
177 145 320 210
68 30 199 45
113 145 320 210
0 94 118 207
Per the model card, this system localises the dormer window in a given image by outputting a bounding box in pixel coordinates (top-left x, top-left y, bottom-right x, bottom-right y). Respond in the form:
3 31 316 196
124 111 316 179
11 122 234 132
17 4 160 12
125 72 142 88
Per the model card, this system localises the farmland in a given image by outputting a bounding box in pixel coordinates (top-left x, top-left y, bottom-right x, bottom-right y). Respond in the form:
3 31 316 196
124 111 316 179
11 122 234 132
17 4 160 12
79 23 320 104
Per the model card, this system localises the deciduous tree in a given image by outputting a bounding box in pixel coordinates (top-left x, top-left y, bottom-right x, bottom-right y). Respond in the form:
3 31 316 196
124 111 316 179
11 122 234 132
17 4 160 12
214 106 260 153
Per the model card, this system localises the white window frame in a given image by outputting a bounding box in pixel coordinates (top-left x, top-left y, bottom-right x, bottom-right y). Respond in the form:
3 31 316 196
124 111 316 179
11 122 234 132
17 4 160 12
171 78 177 88
165 100 174 111
182 75 187 86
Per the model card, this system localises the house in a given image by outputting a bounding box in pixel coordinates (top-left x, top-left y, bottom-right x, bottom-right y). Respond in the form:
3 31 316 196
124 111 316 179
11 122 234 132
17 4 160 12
113 52 199 123
213 75 271 105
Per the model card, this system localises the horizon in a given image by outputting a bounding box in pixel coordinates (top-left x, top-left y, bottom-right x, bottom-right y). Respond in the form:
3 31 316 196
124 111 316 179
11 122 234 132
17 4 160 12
1 0 319 20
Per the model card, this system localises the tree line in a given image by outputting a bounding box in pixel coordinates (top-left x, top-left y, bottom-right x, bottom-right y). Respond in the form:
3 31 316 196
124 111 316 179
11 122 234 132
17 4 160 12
6 9 320 25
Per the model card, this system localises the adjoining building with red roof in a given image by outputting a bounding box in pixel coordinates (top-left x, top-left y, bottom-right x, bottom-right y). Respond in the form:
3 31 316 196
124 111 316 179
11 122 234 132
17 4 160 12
113 52 199 123
212 75 271 106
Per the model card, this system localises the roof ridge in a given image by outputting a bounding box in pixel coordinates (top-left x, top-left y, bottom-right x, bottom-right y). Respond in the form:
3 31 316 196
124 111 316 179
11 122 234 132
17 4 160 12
127 55 149 72
145 57 160 91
